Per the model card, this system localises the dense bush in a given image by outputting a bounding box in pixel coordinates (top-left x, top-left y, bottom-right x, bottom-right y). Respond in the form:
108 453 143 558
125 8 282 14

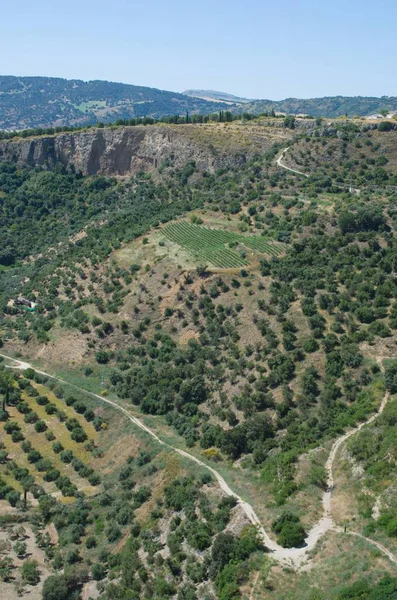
337 575 397 599
272 513 306 548
385 363 397 393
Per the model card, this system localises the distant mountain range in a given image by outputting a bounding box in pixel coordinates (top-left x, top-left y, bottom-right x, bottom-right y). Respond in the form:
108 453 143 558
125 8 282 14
183 90 397 118
183 89 252 104
1 75 397 130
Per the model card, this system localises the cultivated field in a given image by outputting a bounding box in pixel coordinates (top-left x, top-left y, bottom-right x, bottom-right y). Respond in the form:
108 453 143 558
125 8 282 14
0 377 103 505
163 221 283 268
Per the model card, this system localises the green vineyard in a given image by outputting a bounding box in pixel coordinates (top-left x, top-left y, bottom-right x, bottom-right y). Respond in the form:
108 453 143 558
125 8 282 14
163 221 283 268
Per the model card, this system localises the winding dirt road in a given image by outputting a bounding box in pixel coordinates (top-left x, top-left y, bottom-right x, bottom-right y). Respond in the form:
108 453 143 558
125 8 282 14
276 146 362 195
1 352 396 570
276 147 309 178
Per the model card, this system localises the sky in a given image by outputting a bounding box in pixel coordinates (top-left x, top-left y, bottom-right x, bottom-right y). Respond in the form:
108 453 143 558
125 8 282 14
1 0 396 99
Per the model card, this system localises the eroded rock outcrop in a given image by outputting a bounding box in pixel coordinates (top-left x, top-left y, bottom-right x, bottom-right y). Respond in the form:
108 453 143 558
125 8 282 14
0 124 288 176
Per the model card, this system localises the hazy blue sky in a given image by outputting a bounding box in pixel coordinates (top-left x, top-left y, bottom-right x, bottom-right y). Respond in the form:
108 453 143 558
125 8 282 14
1 0 396 99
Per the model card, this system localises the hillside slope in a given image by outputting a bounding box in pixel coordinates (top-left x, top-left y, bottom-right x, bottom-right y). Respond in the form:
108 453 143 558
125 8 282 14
2 75 397 131
243 95 397 117
1 123 397 599
0 76 228 130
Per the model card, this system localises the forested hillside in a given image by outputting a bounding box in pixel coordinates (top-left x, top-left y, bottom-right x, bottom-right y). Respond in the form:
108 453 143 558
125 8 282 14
0 76 228 130
1 118 397 599
1 75 397 131
242 95 397 118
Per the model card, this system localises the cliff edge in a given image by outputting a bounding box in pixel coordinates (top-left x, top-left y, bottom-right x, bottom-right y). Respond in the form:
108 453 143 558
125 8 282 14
0 123 292 177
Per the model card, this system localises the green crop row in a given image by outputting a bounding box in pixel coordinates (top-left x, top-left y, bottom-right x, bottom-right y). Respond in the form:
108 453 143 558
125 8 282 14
163 222 283 267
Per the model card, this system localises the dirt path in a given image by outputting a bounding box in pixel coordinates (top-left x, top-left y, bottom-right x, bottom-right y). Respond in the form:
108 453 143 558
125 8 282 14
276 147 309 178
249 570 261 600
324 357 390 517
335 527 397 566
275 146 361 194
1 352 395 570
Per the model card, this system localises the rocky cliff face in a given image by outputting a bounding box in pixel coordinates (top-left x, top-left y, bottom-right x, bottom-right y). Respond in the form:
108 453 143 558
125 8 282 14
0 120 390 178
0 124 286 176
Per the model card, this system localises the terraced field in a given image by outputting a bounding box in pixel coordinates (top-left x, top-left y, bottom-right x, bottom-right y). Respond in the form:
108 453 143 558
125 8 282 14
163 221 283 268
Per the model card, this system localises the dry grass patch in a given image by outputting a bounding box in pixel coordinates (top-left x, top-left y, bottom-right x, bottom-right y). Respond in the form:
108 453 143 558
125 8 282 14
254 530 397 600
135 452 183 523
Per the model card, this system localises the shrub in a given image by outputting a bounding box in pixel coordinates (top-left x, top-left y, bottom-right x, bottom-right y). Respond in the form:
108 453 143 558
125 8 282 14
60 450 74 463
107 523 121 542
52 441 64 454
85 536 97 549
21 559 40 585
44 469 61 482
16 401 30 414
36 458 52 472
65 418 80 431
385 363 397 394
284 115 296 129
37 395 49 405
337 575 397 599
13 541 27 557
303 338 319 353
278 522 306 548
24 411 39 424
95 351 109 364
84 409 95 422
21 441 32 453
378 121 393 132
88 473 101 486
378 509 397 538
71 428 87 443
24 369 36 380
6 490 20 507
11 430 24 443
34 420 47 433
73 401 87 414
4 421 20 434
91 563 106 581
42 575 69 600
272 512 306 548
27 449 42 463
